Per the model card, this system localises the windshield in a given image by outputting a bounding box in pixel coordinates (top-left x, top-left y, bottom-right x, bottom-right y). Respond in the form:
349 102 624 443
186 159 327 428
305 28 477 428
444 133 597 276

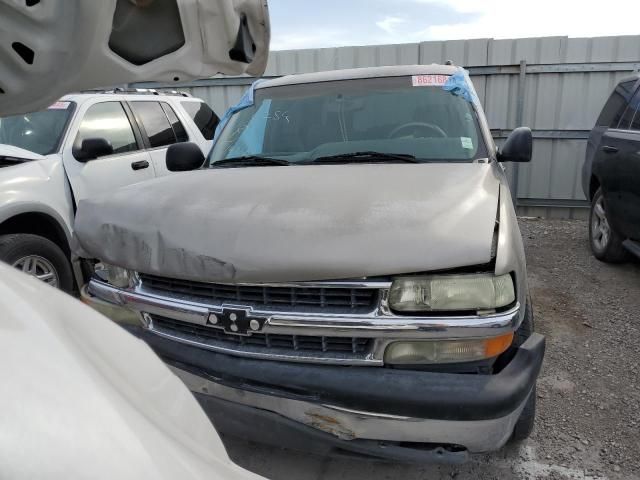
0 101 74 156
209 76 487 165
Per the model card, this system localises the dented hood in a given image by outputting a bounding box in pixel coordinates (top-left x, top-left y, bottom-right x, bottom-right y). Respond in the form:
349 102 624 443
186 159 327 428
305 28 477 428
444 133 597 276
74 163 500 282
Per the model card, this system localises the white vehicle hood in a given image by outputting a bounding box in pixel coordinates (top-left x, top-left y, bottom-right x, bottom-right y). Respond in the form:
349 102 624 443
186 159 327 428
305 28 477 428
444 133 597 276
0 144 46 162
0 0 270 116
74 163 501 282
0 263 263 480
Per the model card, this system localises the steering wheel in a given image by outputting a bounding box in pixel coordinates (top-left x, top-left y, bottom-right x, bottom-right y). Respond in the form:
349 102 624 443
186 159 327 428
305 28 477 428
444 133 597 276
388 122 447 139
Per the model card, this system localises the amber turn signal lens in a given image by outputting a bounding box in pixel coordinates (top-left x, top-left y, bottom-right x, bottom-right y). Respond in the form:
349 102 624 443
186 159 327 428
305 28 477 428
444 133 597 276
384 332 515 365
484 332 514 358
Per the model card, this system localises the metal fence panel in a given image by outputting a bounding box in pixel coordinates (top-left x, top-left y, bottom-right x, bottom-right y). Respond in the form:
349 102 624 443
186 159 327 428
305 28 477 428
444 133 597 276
155 35 640 218
178 84 246 117
264 43 422 75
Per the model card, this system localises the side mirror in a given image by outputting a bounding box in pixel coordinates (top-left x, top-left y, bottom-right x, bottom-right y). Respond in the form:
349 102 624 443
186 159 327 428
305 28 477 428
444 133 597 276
497 127 532 163
73 138 114 162
166 142 206 172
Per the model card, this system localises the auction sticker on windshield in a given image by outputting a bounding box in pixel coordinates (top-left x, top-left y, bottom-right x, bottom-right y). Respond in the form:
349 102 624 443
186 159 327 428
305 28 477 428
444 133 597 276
48 101 71 110
412 74 449 87
461 137 474 149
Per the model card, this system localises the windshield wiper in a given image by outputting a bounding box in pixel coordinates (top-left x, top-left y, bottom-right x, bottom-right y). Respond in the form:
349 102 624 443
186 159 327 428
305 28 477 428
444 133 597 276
211 155 292 168
311 151 420 164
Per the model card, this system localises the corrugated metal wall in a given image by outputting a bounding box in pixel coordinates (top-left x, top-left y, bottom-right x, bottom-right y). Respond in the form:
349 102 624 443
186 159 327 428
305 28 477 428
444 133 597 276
164 35 640 219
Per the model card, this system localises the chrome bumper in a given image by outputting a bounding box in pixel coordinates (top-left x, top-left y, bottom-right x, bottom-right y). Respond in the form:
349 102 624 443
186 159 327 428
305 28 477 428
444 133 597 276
171 365 529 454
85 278 522 366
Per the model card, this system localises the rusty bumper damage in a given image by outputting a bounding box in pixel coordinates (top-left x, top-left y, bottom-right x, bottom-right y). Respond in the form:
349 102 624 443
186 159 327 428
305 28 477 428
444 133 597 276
130 327 545 462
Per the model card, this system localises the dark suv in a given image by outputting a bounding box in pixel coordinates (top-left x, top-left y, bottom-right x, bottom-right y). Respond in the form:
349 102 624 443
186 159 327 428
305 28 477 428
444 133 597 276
582 74 640 262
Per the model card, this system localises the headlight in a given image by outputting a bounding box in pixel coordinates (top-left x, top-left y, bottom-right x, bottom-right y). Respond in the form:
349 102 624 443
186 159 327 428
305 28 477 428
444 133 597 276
384 333 514 365
388 273 515 312
94 263 133 288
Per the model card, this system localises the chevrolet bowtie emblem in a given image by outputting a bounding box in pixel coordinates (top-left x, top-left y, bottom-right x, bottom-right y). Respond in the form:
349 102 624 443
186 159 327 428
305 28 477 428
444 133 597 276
208 307 266 336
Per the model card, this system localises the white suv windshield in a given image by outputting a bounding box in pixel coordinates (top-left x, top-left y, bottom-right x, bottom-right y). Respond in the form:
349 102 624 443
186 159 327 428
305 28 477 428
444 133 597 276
0 102 74 156
210 76 487 165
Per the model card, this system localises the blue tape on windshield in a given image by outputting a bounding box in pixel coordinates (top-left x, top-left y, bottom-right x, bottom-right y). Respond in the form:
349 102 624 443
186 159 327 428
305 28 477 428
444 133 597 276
443 68 478 104
213 80 264 141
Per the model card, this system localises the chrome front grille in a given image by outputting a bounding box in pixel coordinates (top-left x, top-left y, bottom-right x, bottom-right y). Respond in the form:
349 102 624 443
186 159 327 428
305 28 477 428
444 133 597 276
138 273 379 312
88 275 522 366
150 315 372 355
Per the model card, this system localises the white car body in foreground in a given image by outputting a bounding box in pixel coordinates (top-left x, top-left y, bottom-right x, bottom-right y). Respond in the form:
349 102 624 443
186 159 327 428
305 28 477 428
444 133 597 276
0 263 264 480
0 0 271 477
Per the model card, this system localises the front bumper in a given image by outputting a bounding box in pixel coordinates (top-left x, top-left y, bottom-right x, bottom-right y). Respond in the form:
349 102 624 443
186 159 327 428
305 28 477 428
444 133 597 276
131 326 545 456
84 278 545 456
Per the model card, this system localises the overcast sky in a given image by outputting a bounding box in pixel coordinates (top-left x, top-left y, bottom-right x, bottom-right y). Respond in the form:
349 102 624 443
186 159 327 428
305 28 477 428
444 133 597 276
269 0 640 50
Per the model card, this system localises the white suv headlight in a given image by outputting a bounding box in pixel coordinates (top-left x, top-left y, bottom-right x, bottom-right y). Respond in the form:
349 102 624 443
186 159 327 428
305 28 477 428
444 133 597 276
388 273 515 312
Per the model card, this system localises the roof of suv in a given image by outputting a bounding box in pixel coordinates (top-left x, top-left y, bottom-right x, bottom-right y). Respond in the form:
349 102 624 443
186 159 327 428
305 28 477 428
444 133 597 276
617 73 640 85
59 92 202 104
257 64 459 89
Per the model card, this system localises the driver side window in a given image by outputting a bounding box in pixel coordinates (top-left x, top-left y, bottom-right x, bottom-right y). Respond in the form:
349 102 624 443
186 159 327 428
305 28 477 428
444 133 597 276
75 102 138 155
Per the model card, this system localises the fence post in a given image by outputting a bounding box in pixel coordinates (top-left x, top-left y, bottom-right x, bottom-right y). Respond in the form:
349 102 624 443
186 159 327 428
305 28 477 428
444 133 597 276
511 59 527 206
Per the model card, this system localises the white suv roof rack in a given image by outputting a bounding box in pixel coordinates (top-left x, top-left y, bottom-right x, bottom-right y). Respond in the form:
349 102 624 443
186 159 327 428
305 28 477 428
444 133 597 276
78 87 192 97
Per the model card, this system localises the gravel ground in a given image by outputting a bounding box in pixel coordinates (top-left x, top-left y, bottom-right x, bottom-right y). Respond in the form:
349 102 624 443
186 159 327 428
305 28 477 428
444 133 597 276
221 219 640 480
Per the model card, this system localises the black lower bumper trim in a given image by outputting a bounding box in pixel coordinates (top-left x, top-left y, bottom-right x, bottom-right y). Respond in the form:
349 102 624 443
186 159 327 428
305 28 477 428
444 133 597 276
199 393 470 465
130 326 545 422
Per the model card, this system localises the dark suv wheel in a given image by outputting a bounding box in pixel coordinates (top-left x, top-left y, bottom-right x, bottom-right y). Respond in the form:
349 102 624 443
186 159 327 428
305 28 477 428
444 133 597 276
589 187 627 263
0 233 74 292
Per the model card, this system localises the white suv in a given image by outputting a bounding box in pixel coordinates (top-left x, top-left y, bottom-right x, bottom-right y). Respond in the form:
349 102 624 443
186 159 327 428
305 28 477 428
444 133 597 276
0 89 219 292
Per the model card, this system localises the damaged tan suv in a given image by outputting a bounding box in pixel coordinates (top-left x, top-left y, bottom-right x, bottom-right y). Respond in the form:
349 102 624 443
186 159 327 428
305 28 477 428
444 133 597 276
78 64 545 463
